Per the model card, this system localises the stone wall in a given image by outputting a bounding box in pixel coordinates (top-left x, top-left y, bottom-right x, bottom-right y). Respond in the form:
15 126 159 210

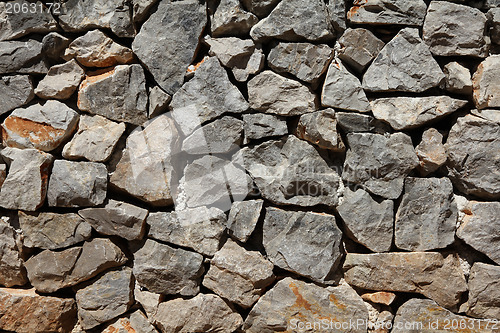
0 0 499 332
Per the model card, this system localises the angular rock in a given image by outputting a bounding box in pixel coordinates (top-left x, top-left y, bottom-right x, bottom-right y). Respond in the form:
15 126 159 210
147 206 226 256
134 282 161 320
471 108 500 123
227 199 263 242
415 128 447 175
42 32 71 60
441 62 473 95
110 114 180 207
361 292 396 306
102 310 158 333
445 114 500 199
248 70 316 116
364 301 394 333
0 288 77 333
35 60 85 100
489 8 500 44
63 30 134 68
343 132 419 199
203 239 275 308
423 1 488 57
75 267 134 330
0 75 34 116
296 109 345 152
250 0 335 42
347 0 427 26
473 55 500 109
0 39 47 74
244 277 368 332
78 65 148 125
466 263 500 320
0 221 27 287
154 294 243 333
337 188 393 253
0 1 57 41
327 0 347 32
25 238 127 293
243 113 288 142
241 0 280 18
148 86 171 119
264 207 343 283
19 211 92 250
211 0 258 37
2 100 78 152
336 112 389 133
337 28 385 73
62 114 126 162
132 0 206 94
0 148 53 211
47 160 107 208
363 28 445 93
133 239 204 296
343 252 467 310
371 96 467 130
268 42 333 88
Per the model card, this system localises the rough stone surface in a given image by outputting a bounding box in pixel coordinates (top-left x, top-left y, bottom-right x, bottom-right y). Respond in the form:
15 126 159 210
466 263 500 320
337 28 385 73
0 1 57 41
441 62 473 95
35 60 85 100
347 0 427 26
148 86 171 119
361 292 396 306
489 8 500 44
296 109 345 152
211 0 258 37
415 128 447 175
241 0 280 18
102 310 158 333
0 75 34 116
0 39 47 74
473 55 500 109
41 32 71 60
336 112 390 133
0 221 27 287
134 282 161 320
227 199 263 242
243 113 288 141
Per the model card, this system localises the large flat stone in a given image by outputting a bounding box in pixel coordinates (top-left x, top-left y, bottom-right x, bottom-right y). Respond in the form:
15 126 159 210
0 39 47 74
347 0 427 26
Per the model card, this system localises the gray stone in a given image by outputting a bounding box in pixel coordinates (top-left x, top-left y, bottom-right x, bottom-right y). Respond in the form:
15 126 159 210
471 109 500 123
445 114 500 199
347 0 427 26
337 28 385 73
19 211 92 250
42 32 71 60
241 0 280 18
134 282 161 320
47 160 107 208
78 65 148 125
337 188 393 253
63 30 134 68
25 238 127 293
0 221 27 287
441 62 473 95
59 0 134 38
243 113 288 141
250 0 335 42
488 8 500 44
466 263 500 320
211 0 258 37
35 60 85 100
343 252 467 310
415 128 447 175
268 42 333 88
327 0 347 32
0 1 57 41
147 206 226 256
132 0 206 95
363 28 445 93
336 112 389 133
0 148 53 211
203 239 275 308
248 71 316 116
485 0 500 9
343 132 419 199
227 199 263 242
154 294 243 333
296 109 345 152
244 277 368 333
263 207 343 283
102 310 158 333
75 267 134 330
62 114 126 162
473 55 500 109
133 239 204 296
423 1 488 57
0 39 47 75
0 75 34 116
132 0 159 22
371 96 467 130
79 200 148 241
148 86 171 119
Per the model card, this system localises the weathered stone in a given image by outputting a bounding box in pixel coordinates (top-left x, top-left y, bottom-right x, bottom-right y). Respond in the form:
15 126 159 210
243 113 288 142
0 148 53 211
241 0 280 18
133 239 204 296
227 199 263 242
211 0 258 37
347 0 427 26
0 221 26 287
473 55 500 109
203 239 275 308
343 252 467 310
42 32 71 60
466 263 500 320
0 288 77 333
343 132 419 199
75 267 134 330
441 62 473 95
244 277 368 333
110 114 180 207
63 115 126 162
59 0 134 38
485 0 500 9
0 75 33 116
148 86 171 119
337 188 393 253
361 292 396 306
78 65 148 125
296 109 345 152
363 28 444 93
364 301 393 333
489 8 500 44
35 60 85 100
0 165 5 188
48 160 107 208
336 112 389 133
250 0 335 42
2 100 78 152
154 294 243 333
445 114 500 199
0 39 47 74
471 108 500 123
0 1 57 41
423 1 488 57
132 0 206 95
268 42 333 88
371 96 467 130
63 30 134 68
19 211 92 250
25 238 127 293
134 282 161 320
415 128 447 175
148 206 226 256
102 310 158 333
264 207 343 283
248 71 316 116
327 0 347 32
337 28 384 73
